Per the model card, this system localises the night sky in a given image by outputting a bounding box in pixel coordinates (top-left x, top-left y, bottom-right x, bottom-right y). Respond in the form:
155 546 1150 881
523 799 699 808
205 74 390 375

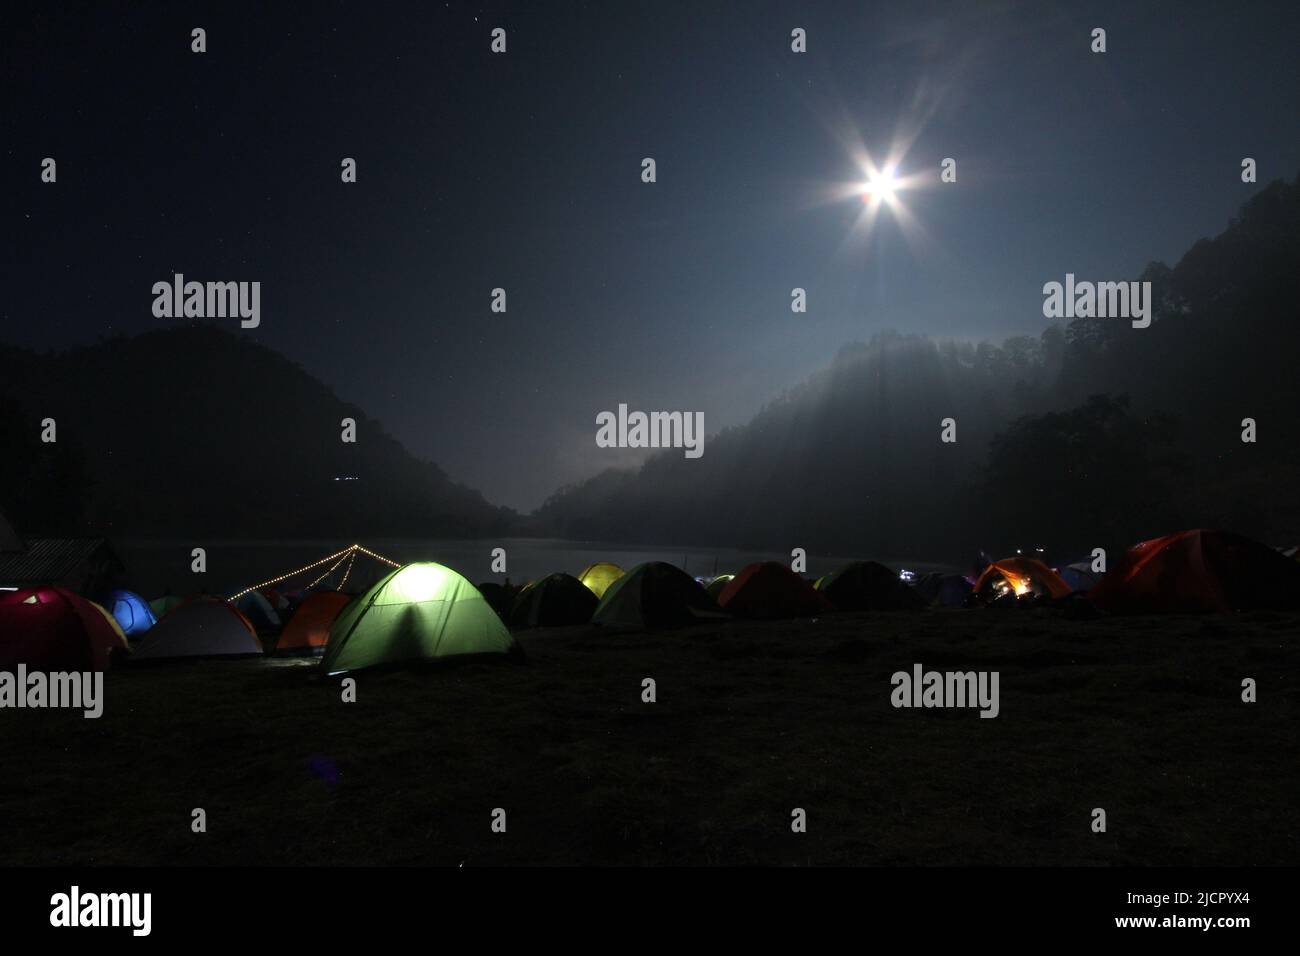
7 1 1299 510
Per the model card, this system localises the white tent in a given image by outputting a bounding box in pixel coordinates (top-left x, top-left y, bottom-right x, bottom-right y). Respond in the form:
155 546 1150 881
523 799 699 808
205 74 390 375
132 598 263 659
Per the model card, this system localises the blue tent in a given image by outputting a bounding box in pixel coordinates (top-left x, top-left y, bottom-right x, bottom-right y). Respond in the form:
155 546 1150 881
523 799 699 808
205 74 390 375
235 589 282 633
108 589 157 636
913 572 973 607
1059 562 1101 592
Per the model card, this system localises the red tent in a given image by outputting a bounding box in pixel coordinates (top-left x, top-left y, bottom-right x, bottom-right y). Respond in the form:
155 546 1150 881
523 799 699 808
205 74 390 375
0 586 128 671
718 562 831 619
1089 529 1300 613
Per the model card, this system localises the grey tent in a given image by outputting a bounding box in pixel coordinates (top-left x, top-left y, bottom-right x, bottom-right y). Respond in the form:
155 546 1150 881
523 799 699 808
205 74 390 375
132 597 263 659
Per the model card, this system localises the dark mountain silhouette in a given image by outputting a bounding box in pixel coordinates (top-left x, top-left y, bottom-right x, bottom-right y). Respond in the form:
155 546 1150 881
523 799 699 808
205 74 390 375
0 327 514 538
536 176 1300 558
5 179 1296 555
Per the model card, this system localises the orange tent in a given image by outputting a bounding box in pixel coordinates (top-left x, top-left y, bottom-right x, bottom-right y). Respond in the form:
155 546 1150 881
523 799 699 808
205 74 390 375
974 557 1071 600
277 591 352 652
1089 529 1300 613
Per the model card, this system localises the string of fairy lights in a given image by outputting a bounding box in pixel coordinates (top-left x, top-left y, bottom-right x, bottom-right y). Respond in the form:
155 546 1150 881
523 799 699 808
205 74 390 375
227 544 400 601
305 552 350 591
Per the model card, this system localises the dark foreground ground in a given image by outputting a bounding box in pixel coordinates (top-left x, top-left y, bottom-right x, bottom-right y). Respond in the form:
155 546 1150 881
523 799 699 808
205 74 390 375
2 608 1297 866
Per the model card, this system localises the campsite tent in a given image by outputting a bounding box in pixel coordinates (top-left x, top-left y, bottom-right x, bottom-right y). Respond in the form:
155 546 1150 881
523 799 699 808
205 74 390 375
1058 562 1101 593
973 558 1072 601
0 586 128 671
107 589 157 636
1089 529 1300 613
260 587 291 611
815 561 927 610
717 562 830 619
132 597 262 659
510 573 598 628
474 581 514 621
278 589 314 615
149 595 185 620
912 572 973 607
591 562 725 628
321 562 516 673
275 591 352 653
704 574 734 600
577 562 625 599
235 590 282 634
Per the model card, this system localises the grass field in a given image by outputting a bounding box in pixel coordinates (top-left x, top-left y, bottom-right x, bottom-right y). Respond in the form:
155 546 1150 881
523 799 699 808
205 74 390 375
3 607 1297 866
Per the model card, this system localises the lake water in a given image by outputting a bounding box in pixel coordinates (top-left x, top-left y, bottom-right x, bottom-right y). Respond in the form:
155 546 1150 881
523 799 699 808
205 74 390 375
115 537 960 599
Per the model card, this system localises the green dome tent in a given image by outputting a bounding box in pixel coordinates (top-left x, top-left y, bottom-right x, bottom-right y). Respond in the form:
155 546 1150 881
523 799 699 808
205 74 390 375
577 562 625 599
591 562 726 628
321 562 516 674
509 572 597 628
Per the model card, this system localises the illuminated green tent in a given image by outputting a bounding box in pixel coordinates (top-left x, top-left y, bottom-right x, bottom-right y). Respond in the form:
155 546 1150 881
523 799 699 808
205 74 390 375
321 562 516 674
577 562 625 599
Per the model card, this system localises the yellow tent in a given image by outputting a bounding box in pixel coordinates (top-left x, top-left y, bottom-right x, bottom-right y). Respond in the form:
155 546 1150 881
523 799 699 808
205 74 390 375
577 562 625 599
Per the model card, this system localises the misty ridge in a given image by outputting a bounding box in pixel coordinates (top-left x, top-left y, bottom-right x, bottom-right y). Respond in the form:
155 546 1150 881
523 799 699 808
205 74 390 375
3 176 1298 557
538 176 1300 558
